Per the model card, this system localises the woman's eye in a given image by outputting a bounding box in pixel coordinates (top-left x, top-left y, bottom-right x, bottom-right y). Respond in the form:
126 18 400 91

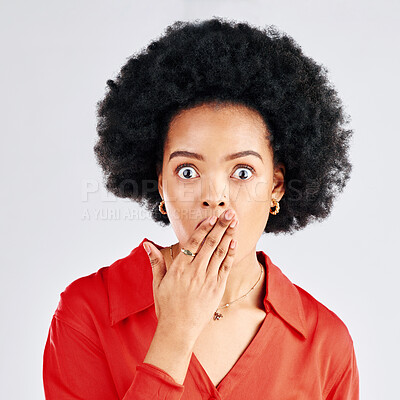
176 164 199 179
232 165 254 180
176 163 254 180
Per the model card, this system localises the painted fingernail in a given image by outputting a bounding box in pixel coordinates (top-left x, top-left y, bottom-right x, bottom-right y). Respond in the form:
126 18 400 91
225 209 234 220
230 239 237 249
210 216 217 225
229 219 238 228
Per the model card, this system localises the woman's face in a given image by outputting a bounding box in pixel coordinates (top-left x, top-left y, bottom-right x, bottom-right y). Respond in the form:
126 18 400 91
158 103 285 256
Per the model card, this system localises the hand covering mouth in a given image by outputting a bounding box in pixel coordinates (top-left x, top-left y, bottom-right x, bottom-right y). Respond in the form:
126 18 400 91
195 212 223 230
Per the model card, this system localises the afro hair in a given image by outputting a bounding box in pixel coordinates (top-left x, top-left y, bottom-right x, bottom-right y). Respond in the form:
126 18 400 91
94 17 353 235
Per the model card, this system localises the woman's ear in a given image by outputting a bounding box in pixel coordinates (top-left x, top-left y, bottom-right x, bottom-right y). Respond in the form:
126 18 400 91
272 162 286 201
156 163 163 199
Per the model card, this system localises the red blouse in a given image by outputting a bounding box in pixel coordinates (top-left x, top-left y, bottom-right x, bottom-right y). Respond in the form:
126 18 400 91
43 237 359 399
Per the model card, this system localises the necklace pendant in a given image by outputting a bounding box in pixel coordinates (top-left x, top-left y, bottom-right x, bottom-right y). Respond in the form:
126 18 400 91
213 311 223 320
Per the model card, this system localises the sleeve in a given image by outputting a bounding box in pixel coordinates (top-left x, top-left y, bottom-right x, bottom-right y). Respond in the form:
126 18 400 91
325 345 359 400
43 315 185 400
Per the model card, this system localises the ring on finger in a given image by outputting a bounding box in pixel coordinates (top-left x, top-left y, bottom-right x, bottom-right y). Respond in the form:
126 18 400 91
181 248 197 257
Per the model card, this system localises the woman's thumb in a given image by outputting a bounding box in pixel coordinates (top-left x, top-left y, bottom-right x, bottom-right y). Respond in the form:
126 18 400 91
143 242 166 285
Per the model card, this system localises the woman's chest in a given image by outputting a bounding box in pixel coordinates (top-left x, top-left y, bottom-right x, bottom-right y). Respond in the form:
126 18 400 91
191 308 267 387
106 308 326 399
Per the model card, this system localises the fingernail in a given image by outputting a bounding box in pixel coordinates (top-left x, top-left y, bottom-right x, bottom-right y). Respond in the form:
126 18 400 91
225 209 234 220
143 243 151 255
210 216 217 225
230 219 238 228
230 239 237 249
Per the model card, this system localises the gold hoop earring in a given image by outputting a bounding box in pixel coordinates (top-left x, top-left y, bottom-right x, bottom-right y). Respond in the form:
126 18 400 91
270 198 280 215
159 200 167 215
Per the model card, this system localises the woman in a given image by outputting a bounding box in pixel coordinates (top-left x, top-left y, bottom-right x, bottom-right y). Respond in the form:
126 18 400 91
43 17 359 399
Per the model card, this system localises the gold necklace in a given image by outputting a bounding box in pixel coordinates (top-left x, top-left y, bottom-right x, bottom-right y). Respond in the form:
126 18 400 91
169 245 264 321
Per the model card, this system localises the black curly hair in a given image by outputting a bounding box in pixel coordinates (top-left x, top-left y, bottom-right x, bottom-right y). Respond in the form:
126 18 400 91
94 17 353 235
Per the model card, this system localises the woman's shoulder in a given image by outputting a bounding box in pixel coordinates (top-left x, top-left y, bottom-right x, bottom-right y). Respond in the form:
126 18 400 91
59 238 150 298
262 251 354 350
53 238 150 333
293 283 358 395
295 283 355 353
55 266 109 315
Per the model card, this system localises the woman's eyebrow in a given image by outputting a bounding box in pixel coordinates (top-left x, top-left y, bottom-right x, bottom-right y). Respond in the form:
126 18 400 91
168 150 263 163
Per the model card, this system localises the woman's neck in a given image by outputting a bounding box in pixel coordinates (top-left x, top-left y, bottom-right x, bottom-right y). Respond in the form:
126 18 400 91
218 247 266 310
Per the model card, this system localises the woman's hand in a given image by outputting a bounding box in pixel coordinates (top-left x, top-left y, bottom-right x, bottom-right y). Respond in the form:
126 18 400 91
143 208 239 346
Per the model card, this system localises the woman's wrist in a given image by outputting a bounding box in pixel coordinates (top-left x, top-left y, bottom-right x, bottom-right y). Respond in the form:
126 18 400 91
143 324 195 385
154 319 197 354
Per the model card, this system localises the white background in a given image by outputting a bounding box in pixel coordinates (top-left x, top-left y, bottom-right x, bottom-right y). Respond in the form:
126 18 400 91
1 1 399 398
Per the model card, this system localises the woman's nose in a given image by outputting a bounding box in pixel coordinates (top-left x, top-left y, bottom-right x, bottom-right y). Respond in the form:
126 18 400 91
202 199 226 208
200 177 229 207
